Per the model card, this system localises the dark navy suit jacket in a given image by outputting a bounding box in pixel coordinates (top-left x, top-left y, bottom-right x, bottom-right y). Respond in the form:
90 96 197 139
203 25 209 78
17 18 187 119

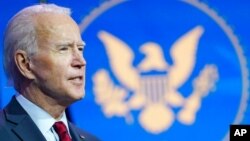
0 97 100 141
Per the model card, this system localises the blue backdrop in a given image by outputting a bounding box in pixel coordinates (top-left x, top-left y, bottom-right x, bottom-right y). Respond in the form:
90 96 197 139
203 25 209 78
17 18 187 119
1 0 250 141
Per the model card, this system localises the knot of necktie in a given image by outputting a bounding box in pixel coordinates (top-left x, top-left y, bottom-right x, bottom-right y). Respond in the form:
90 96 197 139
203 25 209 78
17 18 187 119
53 121 72 141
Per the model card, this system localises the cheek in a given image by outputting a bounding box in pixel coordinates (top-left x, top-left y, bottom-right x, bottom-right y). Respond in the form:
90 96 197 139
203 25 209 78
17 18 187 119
31 52 73 83
31 56 58 80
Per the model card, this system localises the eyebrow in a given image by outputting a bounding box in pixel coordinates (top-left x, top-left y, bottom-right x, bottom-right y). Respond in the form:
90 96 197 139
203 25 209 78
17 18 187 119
77 41 86 46
56 41 86 46
80 41 86 46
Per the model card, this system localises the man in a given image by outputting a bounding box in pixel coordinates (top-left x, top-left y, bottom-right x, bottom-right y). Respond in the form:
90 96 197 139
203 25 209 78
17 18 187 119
0 4 99 141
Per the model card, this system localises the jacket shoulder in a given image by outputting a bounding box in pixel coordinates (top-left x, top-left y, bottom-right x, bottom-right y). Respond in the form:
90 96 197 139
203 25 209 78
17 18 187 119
69 122 100 141
0 109 16 141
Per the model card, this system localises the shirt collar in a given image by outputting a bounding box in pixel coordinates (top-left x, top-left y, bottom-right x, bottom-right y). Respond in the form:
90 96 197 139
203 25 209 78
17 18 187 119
16 94 70 137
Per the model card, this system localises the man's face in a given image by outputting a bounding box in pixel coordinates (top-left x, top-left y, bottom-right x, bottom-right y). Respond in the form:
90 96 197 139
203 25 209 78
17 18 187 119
30 13 86 105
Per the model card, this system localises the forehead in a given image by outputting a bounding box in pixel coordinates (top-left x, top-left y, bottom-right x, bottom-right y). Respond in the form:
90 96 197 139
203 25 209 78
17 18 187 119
34 13 82 43
35 12 75 26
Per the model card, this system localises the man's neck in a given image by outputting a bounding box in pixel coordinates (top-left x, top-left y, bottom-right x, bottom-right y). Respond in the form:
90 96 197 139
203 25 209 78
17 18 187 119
21 85 66 119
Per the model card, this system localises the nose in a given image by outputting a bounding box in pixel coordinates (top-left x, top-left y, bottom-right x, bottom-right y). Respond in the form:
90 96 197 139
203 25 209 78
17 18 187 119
71 48 86 69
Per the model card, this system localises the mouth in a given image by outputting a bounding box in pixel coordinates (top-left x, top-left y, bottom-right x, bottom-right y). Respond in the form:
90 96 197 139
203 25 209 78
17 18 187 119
68 76 83 85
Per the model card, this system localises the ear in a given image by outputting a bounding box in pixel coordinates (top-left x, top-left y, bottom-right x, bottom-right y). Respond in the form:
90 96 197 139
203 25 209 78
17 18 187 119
14 50 35 80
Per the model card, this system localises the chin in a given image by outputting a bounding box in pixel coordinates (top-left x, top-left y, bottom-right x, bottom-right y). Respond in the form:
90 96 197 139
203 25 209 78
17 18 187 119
71 90 85 100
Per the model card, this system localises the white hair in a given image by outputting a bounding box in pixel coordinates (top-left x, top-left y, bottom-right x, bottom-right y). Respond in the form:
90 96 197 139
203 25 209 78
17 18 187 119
3 4 71 92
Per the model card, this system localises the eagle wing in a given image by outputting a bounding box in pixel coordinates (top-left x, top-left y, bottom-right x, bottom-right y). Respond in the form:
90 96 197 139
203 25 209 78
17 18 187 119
98 31 140 91
168 26 204 89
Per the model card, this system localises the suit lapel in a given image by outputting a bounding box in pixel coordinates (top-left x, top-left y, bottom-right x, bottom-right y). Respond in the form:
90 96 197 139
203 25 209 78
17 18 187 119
69 122 86 141
4 97 46 141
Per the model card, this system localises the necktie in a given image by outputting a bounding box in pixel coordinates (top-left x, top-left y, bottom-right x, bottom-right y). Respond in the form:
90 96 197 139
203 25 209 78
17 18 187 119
53 121 72 141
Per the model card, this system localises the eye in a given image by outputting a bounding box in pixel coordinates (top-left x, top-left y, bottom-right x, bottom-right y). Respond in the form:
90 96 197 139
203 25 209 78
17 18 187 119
78 47 83 51
78 45 84 51
59 45 69 51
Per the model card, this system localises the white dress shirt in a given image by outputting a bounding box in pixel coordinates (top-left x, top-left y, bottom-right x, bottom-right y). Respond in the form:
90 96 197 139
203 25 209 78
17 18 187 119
16 94 71 141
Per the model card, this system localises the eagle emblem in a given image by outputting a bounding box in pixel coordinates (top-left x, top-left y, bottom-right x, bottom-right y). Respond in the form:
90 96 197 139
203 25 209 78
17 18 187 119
93 25 219 134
